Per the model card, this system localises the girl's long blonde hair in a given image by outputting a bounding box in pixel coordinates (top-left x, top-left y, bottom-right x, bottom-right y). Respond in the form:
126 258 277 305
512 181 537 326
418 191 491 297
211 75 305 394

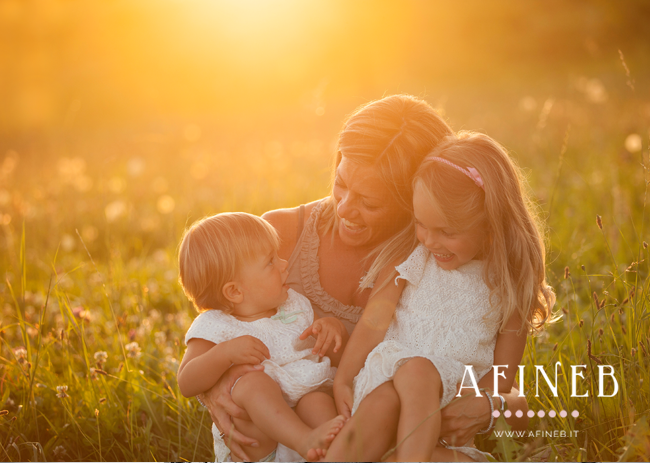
319 94 453 289
415 131 557 333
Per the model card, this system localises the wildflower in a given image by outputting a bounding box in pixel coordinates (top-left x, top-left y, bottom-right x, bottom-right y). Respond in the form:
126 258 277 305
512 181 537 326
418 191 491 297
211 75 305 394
94 351 108 365
592 292 599 308
596 215 603 230
13 347 27 364
631 348 637 357
53 445 66 458
56 385 69 399
125 342 141 359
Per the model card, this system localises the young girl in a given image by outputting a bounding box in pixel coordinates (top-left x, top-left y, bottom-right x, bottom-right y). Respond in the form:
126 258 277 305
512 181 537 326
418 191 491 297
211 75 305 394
332 131 556 462
177 212 348 462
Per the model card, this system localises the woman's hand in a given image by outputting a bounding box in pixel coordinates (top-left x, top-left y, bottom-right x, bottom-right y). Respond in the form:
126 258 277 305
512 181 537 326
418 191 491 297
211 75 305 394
333 380 354 419
299 317 346 357
199 364 264 461
439 386 491 446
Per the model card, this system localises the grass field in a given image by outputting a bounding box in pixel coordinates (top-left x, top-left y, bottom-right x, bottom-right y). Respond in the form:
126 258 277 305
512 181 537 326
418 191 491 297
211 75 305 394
1 72 650 461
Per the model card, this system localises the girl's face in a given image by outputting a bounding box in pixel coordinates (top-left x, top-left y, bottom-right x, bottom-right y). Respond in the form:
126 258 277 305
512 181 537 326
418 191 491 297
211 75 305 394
233 247 289 319
413 183 488 271
333 157 411 249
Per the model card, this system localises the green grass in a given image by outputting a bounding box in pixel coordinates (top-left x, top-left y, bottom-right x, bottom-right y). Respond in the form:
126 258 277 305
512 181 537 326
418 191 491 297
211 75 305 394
1 78 649 461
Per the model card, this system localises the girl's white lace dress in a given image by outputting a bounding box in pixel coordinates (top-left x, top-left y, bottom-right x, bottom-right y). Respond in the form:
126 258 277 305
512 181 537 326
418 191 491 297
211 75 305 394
352 244 500 461
185 289 336 462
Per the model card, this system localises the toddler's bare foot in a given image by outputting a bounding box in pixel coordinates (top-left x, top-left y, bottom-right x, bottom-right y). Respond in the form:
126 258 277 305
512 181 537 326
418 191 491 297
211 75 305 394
303 415 346 461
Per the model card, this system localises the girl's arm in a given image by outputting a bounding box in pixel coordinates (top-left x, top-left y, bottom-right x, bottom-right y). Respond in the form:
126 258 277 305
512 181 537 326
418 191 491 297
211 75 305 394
333 268 405 416
477 313 527 393
177 335 270 398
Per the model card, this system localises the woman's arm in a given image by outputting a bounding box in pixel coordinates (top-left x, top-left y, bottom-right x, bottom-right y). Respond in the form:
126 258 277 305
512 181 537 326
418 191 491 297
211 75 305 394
262 202 318 260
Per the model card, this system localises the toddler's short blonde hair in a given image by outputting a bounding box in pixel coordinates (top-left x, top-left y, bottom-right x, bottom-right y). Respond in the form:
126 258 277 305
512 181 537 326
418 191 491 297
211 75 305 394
178 212 280 313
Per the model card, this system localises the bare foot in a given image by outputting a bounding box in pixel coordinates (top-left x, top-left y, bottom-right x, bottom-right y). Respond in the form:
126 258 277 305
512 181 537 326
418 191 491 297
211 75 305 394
303 415 346 461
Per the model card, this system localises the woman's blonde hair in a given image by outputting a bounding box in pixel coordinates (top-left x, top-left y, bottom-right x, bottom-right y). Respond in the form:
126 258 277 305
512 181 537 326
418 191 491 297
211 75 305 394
320 94 453 290
414 131 557 333
178 212 280 313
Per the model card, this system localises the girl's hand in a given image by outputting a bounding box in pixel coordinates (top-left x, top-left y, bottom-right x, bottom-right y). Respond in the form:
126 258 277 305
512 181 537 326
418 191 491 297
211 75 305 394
199 364 264 462
333 380 355 419
299 317 346 357
224 335 270 365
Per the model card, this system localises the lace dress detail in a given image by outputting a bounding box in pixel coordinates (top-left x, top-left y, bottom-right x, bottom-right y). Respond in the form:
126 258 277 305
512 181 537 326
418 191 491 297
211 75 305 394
351 244 499 461
185 289 336 462
293 200 364 327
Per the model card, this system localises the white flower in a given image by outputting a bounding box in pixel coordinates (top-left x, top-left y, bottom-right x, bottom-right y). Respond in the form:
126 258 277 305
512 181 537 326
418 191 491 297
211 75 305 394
56 385 69 398
125 342 141 359
94 351 108 365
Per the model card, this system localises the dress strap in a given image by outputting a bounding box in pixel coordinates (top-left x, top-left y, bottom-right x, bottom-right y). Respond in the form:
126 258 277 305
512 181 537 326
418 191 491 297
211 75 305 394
296 204 305 239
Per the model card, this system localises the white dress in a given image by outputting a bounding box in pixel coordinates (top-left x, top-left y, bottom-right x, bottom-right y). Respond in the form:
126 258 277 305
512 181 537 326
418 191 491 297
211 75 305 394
351 244 499 461
185 289 336 462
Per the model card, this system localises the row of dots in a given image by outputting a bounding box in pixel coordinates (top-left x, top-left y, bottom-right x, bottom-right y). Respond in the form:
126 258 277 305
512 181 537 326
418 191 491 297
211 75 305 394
493 410 579 418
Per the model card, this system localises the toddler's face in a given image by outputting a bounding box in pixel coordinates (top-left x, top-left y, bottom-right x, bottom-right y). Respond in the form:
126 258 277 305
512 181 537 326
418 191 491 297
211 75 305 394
235 247 290 317
413 184 487 271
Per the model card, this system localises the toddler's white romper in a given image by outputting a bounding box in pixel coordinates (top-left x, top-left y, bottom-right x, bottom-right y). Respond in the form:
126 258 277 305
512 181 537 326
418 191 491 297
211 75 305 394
351 244 500 461
185 289 336 462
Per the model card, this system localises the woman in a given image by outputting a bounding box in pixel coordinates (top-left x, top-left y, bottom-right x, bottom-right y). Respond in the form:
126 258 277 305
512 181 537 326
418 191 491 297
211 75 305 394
200 94 529 461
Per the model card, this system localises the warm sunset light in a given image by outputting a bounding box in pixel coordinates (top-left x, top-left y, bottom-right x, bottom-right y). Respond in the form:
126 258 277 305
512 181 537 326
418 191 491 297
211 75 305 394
1 2 649 462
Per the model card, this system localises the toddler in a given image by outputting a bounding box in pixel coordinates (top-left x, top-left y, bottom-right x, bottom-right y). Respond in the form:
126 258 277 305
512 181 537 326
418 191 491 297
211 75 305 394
332 132 556 462
177 212 347 462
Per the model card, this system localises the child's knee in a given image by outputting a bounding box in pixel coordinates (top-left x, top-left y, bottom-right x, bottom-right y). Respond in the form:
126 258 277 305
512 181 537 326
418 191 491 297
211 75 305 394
396 357 440 384
232 371 278 402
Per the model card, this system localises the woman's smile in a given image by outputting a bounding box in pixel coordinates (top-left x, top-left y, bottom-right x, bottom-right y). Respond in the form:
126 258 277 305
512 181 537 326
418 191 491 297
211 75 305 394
333 157 410 248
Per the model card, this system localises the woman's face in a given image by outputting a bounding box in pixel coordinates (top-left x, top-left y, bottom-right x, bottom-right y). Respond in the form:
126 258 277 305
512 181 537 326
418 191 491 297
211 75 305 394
332 156 411 248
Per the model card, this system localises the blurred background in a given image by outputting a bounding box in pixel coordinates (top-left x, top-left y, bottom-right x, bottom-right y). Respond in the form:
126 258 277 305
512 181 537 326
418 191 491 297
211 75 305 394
1 1 650 461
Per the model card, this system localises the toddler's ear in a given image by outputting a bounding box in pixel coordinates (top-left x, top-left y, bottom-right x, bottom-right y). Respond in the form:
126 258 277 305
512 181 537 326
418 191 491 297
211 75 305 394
222 281 243 304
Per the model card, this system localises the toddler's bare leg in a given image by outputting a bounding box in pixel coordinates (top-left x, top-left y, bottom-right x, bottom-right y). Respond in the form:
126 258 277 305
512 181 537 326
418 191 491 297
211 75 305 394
393 357 443 462
295 391 338 427
324 382 400 462
231 371 345 460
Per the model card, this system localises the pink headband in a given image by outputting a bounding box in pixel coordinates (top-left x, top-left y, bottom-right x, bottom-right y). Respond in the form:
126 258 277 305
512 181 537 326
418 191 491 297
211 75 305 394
425 157 484 189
